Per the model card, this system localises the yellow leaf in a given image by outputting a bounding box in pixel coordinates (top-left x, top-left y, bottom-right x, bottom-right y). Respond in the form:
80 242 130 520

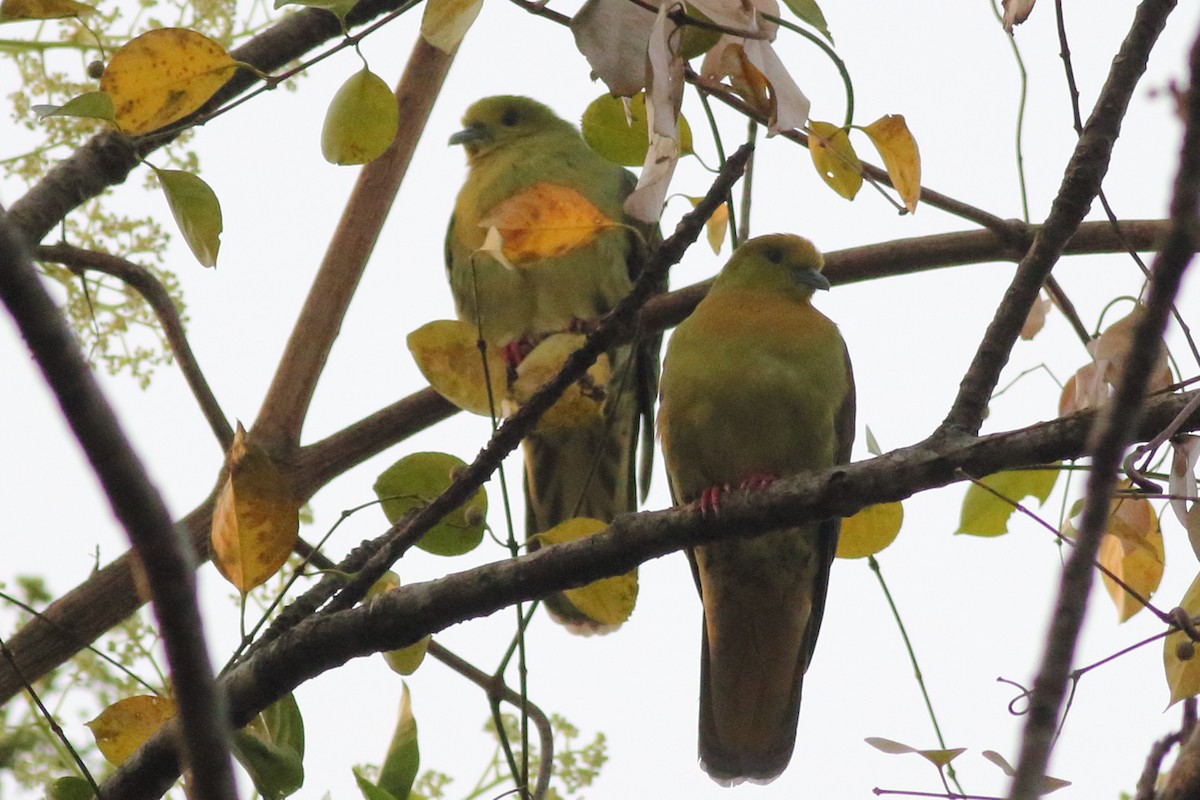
155 167 222 267
836 501 903 559
0 0 94 20
373 452 487 557
538 518 637 626
862 114 921 212
1165 570 1200 705
957 467 1060 536
321 67 399 165
508 333 611 431
420 0 483 53
86 695 176 765
478 182 615 265
407 319 508 416
211 423 299 592
685 196 729 255
808 121 862 200
100 28 237 135
368 572 431 674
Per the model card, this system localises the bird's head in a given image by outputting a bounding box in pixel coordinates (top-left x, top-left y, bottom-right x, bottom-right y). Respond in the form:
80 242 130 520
449 96 575 159
715 234 830 299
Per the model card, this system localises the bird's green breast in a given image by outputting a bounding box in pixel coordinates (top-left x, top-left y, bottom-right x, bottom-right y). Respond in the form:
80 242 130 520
659 288 850 499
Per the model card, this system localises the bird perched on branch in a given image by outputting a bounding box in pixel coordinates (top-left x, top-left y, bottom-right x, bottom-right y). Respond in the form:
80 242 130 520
657 234 855 783
446 95 659 632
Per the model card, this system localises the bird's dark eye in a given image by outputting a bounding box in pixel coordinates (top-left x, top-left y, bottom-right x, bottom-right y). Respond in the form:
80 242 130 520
765 248 783 264
501 108 520 127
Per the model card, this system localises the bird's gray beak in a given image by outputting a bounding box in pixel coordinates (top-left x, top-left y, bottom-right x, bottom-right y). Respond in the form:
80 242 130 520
791 266 831 291
448 125 487 146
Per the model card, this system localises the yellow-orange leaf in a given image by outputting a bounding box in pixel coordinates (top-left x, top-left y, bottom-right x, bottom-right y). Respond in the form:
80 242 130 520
685 196 729 255
1068 489 1163 621
87 695 176 765
0 0 94 20
508 333 611 431
100 28 236 135
478 182 615 265
538 518 637 626
808 121 861 200
862 114 921 212
837 501 903 558
1021 293 1053 340
407 319 507 416
1165 570 1200 705
420 0 483 53
211 423 299 592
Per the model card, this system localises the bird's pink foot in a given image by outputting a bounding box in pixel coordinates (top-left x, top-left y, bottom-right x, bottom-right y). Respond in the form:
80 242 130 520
697 485 729 515
500 338 534 368
739 473 779 493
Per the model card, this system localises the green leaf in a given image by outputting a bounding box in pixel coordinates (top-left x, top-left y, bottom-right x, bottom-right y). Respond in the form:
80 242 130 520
580 92 692 167
780 0 832 43
353 769 399 800
957 466 1060 537
231 693 305 800
48 776 94 800
321 67 399 165
154 167 222 267
373 452 487 556
32 91 114 121
378 684 420 800
865 425 881 456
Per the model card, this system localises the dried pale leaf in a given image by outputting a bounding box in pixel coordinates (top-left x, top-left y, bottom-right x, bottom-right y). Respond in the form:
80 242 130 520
836 501 903 559
368 573 432 675
1093 304 1167 392
539 518 637 626
1002 0 1036 32
702 38 771 116
1020 293 1053 340
743 38 810 134
957 467 1059 537
479 181 616 263
0 0 94 17
862 114 921 212
373 452 487 556
407 319 507 416
100 28 236 135
690 0 768 35
570 0 655 96
211 423 299 592
1164 570 1200 705
581 92 693 167
1169 436 1200 556
808 121 861 200
1058 361 1107 415
509 333 612 431
87 695 176 765
625 132 679 223
982 750 1071 794
420 0 483 53
155 167 222 267
33 91 114 121
321 67 399 165
865 738 964 765
646 3 684 141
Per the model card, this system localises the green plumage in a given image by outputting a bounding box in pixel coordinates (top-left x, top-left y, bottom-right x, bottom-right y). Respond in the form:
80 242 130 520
446 96 659 632
658 234 855 783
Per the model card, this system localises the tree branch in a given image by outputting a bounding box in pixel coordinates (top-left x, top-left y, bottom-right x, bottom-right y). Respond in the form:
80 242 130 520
98 388 1200 800
0 215 236 800
1008 8 1197 798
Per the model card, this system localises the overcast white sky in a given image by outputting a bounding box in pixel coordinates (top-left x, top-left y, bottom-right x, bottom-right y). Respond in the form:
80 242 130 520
4 2 1200 799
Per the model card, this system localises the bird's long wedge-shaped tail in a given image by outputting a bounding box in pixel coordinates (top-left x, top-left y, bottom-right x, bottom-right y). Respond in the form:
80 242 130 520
695 518 838 784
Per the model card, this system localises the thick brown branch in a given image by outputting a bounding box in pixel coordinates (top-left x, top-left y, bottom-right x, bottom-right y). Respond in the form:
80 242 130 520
99 388 1200 800
0 216 236 800
253 39 455 449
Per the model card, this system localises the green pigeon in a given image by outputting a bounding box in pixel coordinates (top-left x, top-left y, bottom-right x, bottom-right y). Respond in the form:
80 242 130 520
446 95 659 632
657 234 855 783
